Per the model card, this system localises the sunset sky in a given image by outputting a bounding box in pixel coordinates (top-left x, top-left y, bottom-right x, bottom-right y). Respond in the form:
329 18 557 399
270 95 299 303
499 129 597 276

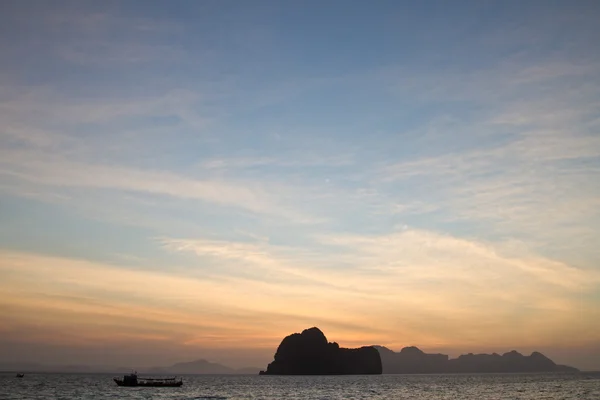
1 1 599 370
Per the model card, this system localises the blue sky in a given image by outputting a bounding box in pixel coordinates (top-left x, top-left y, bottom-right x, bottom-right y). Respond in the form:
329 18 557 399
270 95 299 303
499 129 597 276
1 1 599 369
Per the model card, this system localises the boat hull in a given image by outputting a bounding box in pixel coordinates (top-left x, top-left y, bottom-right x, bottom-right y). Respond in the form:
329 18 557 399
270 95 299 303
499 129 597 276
114 378 182 387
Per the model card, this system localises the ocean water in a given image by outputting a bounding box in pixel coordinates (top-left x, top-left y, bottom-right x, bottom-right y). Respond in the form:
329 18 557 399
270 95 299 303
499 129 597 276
2 372 599 399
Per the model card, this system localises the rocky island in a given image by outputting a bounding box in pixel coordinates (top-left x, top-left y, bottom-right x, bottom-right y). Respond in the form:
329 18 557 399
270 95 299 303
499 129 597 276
376 345 579 374
260 327 382 375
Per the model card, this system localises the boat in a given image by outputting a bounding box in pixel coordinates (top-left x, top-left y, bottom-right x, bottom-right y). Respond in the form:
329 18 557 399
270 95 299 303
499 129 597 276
16 373 24 378
113 372 182 387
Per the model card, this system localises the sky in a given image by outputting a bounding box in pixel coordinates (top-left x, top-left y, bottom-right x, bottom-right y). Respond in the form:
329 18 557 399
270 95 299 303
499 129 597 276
0 0 599 371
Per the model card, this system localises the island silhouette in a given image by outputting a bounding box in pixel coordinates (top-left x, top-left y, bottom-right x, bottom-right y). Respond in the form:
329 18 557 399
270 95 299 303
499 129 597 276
260 327 382 375
376 345 578 374
260 327 579 375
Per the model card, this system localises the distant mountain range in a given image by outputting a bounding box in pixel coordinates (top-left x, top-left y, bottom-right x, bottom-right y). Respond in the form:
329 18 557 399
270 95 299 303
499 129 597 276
146 359 260 375
375 346 579 374
0 360 260 375
0 362 108 373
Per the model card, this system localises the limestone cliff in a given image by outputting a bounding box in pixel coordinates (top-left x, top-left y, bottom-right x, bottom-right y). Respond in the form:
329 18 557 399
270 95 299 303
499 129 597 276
260 327 382 375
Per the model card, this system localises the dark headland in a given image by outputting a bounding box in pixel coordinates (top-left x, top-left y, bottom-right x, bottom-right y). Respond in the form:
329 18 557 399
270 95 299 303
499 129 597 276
376 346 579 374
259 327 382 375
260 327 579 375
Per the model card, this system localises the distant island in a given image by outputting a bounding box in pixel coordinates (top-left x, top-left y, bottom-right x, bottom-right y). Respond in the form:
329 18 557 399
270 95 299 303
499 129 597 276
147 359 260 375
0 360 260 375
375 345 579 374
259 327 382 375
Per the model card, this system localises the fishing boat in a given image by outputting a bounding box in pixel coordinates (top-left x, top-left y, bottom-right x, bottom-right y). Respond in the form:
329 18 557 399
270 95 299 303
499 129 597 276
16 373 24 378
114 372 182 387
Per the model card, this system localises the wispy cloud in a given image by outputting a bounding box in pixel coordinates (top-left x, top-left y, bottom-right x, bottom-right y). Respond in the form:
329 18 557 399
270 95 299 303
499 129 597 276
374 56 600 263
198 153 354 170
0 148 325 224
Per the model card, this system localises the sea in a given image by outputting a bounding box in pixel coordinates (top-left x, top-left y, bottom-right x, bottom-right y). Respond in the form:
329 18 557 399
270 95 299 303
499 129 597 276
2 372 600 399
